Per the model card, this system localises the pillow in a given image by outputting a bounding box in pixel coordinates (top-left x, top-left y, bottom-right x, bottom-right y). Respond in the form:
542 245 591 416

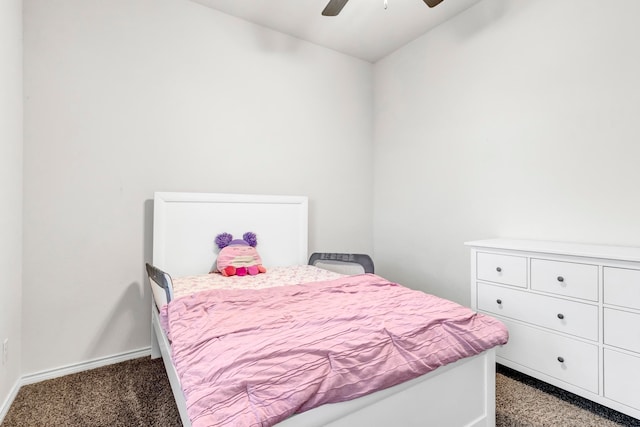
213 232 267 277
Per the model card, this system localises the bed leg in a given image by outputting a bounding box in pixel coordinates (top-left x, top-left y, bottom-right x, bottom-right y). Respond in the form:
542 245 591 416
151 329 161 359
151 305 161 359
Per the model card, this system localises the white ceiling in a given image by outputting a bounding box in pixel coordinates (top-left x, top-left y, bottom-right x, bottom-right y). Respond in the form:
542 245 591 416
189 0 482 62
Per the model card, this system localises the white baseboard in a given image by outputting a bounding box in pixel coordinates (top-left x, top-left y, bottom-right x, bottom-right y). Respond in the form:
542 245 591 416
0 347 151 424
0 378 21 425
21 347 152 386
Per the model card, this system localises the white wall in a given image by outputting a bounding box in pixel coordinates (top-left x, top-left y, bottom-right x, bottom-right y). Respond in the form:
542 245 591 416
0 0 23 413
22 0 373 374
21 0 640 378
373 0 640 305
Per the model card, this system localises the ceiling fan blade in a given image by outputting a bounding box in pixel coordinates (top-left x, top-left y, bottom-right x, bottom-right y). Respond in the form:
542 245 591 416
322 0 349 16
423 0 444 7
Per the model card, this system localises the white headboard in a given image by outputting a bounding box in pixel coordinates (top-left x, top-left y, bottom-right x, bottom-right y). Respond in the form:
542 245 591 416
152 192 308 277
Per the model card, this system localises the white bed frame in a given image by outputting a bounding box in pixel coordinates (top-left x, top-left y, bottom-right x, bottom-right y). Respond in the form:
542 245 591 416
150 192 498 427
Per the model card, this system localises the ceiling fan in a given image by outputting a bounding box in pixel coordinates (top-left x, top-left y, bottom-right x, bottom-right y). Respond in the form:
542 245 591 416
322 0 444 16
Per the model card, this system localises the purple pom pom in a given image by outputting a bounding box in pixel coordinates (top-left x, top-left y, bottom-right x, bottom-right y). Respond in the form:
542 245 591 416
215 232 233 249
243 232 258 247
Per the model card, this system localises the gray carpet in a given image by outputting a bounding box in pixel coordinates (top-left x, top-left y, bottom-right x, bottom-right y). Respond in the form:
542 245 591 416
496 365 639 427
2 358 639 426
1 358 181 427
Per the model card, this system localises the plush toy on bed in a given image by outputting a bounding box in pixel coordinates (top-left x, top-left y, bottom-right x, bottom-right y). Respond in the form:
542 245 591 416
213 232 267 277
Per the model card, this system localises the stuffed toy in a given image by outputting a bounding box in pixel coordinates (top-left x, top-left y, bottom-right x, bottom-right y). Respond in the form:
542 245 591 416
214 232 267 276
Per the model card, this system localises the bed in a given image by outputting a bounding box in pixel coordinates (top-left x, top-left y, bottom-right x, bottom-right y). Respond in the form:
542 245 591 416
148 192 508 427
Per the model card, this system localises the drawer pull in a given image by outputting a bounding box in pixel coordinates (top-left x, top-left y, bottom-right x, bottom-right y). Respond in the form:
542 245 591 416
496 299 502 305
557 276 564 282
557 356 565 363
496 267 502 272
557 313 565 320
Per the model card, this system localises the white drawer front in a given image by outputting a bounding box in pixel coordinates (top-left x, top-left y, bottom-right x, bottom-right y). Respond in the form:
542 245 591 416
497 318 599 393
477 283 598 341
604 349 640 410
604 308 640 354
604 267 640 310
477 252 527 288
530 258 598 301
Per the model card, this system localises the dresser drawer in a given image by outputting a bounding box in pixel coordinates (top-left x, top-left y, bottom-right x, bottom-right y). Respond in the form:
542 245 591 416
604 349 640 410
604 267 640 310
530 258 598 301
477 252 527 288
604 308 640 353
477 283 598 341
497 318 599 393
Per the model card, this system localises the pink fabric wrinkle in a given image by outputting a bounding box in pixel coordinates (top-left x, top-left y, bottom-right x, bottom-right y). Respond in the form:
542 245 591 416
161 274 508 427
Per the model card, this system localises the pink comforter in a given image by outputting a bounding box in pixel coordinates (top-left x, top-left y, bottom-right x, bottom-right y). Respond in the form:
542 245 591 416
160 274 508 427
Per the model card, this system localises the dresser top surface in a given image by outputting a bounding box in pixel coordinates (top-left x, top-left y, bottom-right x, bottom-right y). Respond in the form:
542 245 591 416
465 239 640 263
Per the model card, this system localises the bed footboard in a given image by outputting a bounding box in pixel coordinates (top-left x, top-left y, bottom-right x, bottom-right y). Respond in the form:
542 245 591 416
278 348 496 427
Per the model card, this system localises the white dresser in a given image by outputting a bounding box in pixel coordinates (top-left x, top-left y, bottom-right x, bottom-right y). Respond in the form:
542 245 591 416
465 239 640 420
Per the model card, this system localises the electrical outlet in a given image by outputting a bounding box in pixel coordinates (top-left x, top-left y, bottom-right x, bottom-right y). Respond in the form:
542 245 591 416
2 339 7 365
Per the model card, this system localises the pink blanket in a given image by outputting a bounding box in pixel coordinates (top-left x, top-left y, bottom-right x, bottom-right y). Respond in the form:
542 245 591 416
160 274 508 427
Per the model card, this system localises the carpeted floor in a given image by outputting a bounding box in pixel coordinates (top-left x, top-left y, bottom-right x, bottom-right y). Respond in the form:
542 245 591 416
2 358 639 426
496 365 640 427
1 358 181 427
